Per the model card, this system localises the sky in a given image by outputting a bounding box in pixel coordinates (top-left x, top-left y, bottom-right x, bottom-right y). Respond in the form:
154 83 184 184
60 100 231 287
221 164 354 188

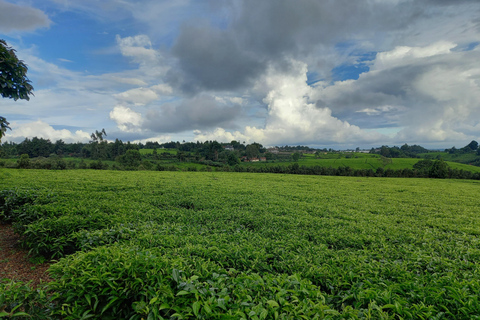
1 0 480 149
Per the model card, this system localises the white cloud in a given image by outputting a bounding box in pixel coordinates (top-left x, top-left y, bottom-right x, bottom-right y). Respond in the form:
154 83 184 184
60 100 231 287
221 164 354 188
109 106 143 132
132 135 172 145
372 41 456 70
109 34 173 109
116 34 156 63
229 97 244 105
194 128 247 144
5 120 90 143
114 88 158 106
58 58 74 63
114 83 173 106
151 84 173 95
356 105 403 116
115 34 170 80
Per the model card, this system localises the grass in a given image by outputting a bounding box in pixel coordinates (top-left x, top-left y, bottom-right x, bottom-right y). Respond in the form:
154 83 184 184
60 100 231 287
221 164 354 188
140 148 178 155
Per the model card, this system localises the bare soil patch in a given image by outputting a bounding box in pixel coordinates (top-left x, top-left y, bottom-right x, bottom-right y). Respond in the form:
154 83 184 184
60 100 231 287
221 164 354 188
0 223 52 287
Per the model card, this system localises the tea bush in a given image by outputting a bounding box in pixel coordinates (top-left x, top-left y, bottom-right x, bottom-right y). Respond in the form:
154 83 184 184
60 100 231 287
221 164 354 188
0 280 50 319
1 169 480 318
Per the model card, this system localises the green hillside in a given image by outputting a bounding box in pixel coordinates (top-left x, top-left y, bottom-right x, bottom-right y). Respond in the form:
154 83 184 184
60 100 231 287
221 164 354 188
243 153 480 173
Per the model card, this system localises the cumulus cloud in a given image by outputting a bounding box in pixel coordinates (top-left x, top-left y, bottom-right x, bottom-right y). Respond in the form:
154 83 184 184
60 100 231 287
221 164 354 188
116 35 156 64
195 60 385 146
0 0 50 33
5 120 90 143
109 106 143 132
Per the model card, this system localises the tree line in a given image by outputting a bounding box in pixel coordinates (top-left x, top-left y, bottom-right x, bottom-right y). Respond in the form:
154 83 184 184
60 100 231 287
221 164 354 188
0 137 292 163
371 141 480 158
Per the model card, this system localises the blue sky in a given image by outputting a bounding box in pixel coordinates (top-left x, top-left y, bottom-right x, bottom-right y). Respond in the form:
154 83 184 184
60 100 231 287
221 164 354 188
1 0 480 149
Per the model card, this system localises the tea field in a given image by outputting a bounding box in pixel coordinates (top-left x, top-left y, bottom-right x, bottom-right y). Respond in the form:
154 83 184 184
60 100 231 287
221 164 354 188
244 153 480 173
1 169 480 319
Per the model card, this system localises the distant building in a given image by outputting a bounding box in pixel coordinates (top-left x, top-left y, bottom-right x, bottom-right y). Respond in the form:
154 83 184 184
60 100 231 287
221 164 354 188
224 145 234 151
267 147 279 154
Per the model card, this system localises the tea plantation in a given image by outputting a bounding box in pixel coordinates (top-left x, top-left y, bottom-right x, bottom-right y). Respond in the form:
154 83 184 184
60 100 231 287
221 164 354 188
1 169 480 319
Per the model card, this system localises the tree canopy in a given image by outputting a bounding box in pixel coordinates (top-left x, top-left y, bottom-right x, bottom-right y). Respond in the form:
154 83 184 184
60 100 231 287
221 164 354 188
0 116 10 142
1 40 34 142
1 40 33 101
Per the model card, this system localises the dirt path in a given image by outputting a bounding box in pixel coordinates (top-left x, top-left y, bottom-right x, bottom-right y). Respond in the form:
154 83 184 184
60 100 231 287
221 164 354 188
0 223 52 287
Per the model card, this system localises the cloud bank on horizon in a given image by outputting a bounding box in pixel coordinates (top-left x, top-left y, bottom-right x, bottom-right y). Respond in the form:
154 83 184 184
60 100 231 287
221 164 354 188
1 0 480 149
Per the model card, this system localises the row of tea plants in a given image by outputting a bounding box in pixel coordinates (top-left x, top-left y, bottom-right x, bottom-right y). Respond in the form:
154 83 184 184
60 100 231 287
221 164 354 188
1 169 480 319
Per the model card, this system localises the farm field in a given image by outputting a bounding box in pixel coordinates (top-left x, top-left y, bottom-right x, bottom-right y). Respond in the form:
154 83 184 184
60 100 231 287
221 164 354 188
419 152 480 166
140 148 178 155
1 169 480 319
3 150 480 175
244 154 480 173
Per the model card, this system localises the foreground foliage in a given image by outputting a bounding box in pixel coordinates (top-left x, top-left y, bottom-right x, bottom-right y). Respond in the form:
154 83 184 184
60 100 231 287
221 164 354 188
1 169 480 319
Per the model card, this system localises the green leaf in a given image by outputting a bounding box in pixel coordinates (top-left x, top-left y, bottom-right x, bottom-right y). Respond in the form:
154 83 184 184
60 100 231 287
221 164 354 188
217 298 227 310
267 300 279 308
85 294 92 306
12 312 31 317
176 290 190 296
192 301 201 317
159 302 170 310
172 269 181 283
204 303 212 314
259 308 268 320
101 296 120 314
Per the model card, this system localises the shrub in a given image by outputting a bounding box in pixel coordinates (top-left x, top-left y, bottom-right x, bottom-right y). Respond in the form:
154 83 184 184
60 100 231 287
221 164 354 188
0 189 39 223
22 212 115 258
17 154 30 169
78 159 87 169
0 280 50 319
48 244 340 319
89 160 107 170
